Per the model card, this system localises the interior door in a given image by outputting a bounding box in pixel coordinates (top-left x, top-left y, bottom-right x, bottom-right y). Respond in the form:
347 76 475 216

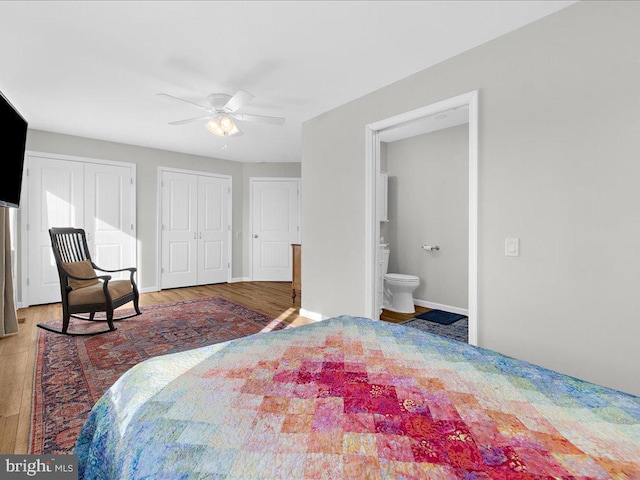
197 175 230 285
161 171 198 289
251 179 300 281
84 163 135 280
27 156 84 305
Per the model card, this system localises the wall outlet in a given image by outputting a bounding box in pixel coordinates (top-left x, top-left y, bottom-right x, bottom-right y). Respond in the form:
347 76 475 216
505 237 519 257
235 231 242 239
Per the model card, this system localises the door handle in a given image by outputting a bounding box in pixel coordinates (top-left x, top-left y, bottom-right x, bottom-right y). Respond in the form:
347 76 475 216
254 234 259 238
199 232 202 239
193 232 196 239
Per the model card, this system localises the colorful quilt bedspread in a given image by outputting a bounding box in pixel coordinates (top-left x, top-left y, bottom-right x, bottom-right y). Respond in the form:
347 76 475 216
75 316 640 479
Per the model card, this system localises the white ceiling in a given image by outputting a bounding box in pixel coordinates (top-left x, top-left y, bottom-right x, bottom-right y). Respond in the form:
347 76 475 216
0 1 576 163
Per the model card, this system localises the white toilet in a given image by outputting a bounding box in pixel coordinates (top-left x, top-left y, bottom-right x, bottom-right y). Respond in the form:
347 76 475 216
381 244 420 313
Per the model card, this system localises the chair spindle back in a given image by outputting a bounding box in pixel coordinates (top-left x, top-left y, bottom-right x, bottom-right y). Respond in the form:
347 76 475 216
49 228 94 293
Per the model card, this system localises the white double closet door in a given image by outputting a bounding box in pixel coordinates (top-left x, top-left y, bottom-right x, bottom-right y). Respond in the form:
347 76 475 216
161 170 230 289
26 154 136 306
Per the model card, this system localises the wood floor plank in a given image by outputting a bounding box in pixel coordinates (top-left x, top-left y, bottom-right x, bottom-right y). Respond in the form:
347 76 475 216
0 414 19 454
380 306 429 323
0 352 29 418
15 318 36 455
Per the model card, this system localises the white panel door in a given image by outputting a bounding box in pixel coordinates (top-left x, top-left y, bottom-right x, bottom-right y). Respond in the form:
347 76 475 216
161 171 198 288
27 156 84 305
84 163 135 280
251 179 300 281
197 175 230 285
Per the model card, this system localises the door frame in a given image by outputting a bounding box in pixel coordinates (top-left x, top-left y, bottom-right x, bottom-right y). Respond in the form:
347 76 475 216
364 90 479 345
20 151 137 307
156 166 232 290
248 177 301 281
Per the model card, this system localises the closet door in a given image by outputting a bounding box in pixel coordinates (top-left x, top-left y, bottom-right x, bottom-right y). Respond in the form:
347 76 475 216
197 175 230 285
84 163 135 280
27 156 84 305
161 171 198 289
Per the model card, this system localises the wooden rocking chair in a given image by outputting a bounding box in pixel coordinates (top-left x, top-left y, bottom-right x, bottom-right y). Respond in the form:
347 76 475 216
37 227 142 336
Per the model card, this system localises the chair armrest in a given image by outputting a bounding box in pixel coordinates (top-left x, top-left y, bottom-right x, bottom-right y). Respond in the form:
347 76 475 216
60 263 111 282
92 265 137 274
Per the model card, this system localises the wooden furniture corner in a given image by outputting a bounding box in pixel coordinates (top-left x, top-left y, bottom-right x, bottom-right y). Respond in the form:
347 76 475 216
292 244 301 303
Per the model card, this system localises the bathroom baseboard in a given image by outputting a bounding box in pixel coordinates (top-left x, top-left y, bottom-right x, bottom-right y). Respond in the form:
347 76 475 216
299 308 327 322
413 299 468 316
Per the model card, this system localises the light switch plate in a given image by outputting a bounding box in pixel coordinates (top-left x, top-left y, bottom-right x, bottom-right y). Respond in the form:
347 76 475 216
505 237 519 257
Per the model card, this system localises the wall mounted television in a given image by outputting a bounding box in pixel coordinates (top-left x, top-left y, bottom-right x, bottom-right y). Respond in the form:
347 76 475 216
0 89 28 208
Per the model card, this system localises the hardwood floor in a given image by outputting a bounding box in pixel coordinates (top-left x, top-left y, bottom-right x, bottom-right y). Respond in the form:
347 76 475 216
380 305 429 323
0 281 313 455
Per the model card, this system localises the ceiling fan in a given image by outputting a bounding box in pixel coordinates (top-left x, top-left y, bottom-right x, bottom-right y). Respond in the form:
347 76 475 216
158 90 285 149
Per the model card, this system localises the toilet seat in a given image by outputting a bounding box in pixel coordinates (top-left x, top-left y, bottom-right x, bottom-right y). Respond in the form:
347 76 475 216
384 273 419 285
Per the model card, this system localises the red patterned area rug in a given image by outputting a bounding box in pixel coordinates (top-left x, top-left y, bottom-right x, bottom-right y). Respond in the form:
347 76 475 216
30 296 286 454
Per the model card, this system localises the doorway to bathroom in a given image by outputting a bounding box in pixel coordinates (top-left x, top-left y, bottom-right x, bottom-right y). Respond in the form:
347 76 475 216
364 91 478 345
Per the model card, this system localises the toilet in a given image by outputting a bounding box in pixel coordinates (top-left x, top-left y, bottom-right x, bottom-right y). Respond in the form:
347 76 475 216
381 244 420 313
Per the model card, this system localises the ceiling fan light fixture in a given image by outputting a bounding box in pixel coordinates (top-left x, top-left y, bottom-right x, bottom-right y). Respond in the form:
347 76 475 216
220 116 235 133
206 117 240 137
205 118 224 136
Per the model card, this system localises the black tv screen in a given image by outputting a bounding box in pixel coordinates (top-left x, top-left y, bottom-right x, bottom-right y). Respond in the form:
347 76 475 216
0 90 27 208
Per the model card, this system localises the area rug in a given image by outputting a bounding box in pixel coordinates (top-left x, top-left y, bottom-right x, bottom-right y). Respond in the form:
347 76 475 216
414 308 467 325
401 317 468 343
30 296 286 455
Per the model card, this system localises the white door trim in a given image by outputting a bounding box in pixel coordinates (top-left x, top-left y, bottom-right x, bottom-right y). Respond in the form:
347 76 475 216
20 151 137 307
248 177 301 281
156 166 232 290
364 90 479 345
24 150 136 169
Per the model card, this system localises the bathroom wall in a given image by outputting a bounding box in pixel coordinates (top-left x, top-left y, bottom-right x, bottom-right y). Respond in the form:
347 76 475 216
385 124 469 310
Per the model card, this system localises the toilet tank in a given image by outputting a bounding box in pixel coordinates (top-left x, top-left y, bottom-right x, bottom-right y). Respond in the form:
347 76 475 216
380 244 390 275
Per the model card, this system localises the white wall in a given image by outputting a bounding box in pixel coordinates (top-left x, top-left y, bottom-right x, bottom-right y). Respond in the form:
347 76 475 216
23 129 299 291
302 2 640 396
386 124 468 310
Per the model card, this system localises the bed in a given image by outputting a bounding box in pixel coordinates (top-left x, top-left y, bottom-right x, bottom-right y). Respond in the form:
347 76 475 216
75 316 640 479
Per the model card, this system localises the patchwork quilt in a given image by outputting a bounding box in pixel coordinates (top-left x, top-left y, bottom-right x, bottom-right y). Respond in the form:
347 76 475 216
75 316 640 479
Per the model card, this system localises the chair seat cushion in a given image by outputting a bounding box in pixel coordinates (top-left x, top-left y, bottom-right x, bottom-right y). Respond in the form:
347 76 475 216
68 280 133 306
63 260 100 290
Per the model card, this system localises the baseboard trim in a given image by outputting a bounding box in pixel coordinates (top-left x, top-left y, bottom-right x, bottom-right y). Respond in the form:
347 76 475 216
139 286 159 294
230 277 250 283
413 299 468 316
299 308 326 322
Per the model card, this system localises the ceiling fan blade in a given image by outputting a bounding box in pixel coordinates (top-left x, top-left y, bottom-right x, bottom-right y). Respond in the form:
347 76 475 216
233 112 285 126
157 93 211 112
168 115 212 126
224 90 255 113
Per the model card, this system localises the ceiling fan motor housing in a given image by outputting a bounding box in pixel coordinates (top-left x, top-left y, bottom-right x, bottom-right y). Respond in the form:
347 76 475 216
208 93 233 112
